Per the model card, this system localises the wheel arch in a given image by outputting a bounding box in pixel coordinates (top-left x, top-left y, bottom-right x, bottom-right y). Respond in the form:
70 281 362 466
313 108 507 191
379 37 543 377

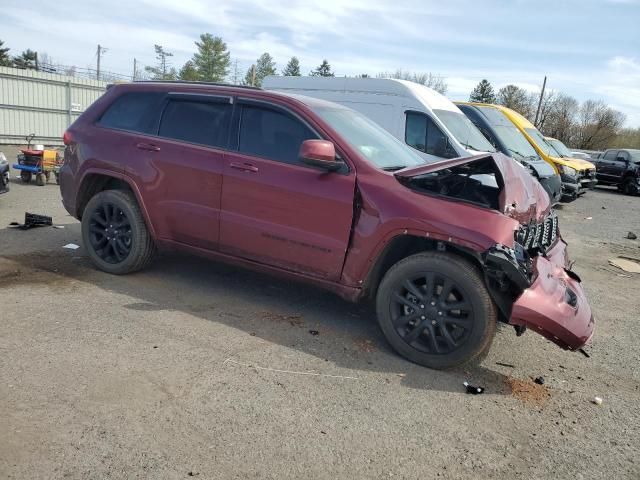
76 170 156 238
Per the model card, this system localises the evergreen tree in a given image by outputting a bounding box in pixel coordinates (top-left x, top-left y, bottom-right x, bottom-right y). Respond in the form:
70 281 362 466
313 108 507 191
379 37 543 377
13 49 37 70
0 40 13 67
179 61 199 81
243 64 257 86
191 33 230 82
253 52 276 86
497 84 534 117
144 45 177 80
282 56 301 76
310 59 334 77
469 79 496 103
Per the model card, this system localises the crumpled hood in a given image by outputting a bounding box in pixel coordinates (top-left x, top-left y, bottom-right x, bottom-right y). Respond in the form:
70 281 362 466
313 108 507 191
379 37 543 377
395 153 551 224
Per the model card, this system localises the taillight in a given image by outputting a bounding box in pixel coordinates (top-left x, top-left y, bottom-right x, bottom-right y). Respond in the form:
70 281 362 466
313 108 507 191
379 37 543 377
63 130 74 145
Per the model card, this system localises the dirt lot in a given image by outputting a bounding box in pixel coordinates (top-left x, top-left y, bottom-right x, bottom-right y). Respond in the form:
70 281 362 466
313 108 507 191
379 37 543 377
1 157 639 479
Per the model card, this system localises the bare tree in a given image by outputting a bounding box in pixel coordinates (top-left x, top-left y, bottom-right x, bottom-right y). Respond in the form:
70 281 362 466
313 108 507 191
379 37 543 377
573 100 626 150
376 69 448 95
540 93 579 145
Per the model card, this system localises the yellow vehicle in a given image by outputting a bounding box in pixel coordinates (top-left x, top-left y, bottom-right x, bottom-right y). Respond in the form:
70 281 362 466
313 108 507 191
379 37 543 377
495 105 597 200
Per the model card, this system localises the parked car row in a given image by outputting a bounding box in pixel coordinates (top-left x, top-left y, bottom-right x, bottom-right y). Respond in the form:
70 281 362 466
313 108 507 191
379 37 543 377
59 80 595 369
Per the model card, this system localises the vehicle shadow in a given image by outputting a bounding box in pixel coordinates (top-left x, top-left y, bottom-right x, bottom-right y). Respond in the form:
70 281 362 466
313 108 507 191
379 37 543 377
0 222 514 395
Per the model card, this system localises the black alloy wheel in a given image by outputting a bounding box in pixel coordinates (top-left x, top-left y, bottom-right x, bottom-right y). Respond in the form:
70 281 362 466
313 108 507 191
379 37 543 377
88 202 133 264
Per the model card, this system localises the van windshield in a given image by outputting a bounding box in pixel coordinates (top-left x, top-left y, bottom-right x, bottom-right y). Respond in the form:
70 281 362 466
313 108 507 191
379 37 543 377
546 138 572 158
525 128 557 157
477 107 539 160
312 106 427 169
433 109 496 153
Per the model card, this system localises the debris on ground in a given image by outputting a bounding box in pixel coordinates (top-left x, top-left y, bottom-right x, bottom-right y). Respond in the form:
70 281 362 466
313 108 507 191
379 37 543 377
62 243 80 250
308 329 319 336
496 361 515 368
463 381 485 395
608 257 640 274
397 373 406 378
602 206 606 209
8 212 52 230
353 338 376 353
626 231 637 240
52 225 65 229
593 396 603 406
506 377 551 406
579 348 591 358
534 376 545 385
584 216 593 220
260 311 304 327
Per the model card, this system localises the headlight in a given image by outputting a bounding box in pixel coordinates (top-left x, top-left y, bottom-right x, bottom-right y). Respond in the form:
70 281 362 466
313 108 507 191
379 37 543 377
0 152 7 165
559 165 577 176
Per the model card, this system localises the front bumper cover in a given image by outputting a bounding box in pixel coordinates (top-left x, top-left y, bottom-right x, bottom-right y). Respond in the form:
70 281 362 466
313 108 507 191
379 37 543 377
509 239 594 350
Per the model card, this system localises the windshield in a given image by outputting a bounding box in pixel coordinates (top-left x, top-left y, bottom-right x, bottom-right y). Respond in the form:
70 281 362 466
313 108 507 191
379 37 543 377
547 138 572 157
477 107 539 160
628 150 640 162
525 128 557 157
312 106 427 169
434 109 496 153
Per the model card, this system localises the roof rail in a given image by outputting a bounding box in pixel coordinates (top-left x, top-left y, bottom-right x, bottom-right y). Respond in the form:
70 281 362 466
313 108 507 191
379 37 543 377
132 80 262 90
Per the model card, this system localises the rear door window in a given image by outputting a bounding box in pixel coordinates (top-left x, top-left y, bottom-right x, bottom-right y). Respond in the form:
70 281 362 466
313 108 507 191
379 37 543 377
617 151 630 161
159 100 231 148
98 92 165 134
603 150 618 160
238 105 317 164
405 112 456 158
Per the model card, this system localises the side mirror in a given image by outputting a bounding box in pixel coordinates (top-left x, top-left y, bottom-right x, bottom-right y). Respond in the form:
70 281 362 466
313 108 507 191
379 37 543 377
299 140 342 171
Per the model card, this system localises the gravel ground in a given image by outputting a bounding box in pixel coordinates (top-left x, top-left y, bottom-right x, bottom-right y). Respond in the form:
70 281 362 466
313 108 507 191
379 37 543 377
1 156 639 479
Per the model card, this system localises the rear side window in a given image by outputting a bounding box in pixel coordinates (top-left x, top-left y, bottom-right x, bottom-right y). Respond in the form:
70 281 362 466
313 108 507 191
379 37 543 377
98 92 164 134
617 151 630 161
159 100 231 148
405 112 456 158
603 150 618 160
238 105 317 164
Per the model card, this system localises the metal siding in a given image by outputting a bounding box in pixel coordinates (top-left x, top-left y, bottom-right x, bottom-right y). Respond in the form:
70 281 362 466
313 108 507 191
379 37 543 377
0 66 108 145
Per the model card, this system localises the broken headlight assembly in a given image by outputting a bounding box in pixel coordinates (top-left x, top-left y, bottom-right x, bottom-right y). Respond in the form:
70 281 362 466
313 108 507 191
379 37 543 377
483 242 533 294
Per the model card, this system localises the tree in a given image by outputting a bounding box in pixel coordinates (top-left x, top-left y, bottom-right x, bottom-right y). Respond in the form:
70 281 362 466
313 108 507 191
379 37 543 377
179 61 199 81
144 45 177 80
377 69 447 95
191 33 230 82
310 59 334 77
496 85 535 118
243 64 257 86
13 49 37 70
252 52 277 87
282 56 301 76
0 39 11 67
613 128 640 149
573 100 625 150
540 93 579 144
469 79 496 103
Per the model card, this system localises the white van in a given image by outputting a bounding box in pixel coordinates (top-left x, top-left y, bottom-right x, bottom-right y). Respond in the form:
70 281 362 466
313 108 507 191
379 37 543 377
263 76 496 163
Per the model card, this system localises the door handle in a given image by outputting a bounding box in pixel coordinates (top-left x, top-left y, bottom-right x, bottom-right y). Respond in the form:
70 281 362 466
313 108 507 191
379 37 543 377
230 162 259 173
136 142 161 152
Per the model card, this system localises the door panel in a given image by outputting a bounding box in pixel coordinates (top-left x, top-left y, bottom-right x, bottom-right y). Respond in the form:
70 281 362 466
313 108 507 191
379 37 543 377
220 152 355 280
219 102 355 280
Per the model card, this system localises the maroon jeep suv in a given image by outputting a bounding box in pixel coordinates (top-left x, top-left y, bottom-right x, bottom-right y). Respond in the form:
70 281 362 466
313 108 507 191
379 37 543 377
60 82 594 369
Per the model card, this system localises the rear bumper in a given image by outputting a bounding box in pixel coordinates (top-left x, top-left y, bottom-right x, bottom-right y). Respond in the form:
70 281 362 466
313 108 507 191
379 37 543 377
509 240 594 350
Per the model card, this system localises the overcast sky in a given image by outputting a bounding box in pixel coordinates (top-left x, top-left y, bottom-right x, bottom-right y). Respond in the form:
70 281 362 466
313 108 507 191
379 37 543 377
2 0 639 125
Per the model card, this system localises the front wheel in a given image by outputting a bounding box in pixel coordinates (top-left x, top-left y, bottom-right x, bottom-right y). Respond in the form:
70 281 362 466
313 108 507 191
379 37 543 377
81 189 156 274
622 179 638 196
20 171 32 183
376 252 497 369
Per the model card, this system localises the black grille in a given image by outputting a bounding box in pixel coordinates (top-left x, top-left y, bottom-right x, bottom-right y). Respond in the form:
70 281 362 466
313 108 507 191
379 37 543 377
516 213 558 253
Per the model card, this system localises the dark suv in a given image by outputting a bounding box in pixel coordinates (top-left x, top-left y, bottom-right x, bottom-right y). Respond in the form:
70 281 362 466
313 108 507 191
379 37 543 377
593 149 640 195
59 82 594 369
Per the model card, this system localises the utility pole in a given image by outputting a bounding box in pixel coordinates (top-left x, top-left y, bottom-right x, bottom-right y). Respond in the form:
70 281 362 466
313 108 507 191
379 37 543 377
250 64 256 87
35 51 39 71
133 58 137 81
96 44 107 81
534 76 547 127
231 59 239 85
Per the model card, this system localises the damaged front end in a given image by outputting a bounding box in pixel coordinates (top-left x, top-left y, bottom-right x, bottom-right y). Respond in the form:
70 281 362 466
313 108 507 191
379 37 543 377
483 212 594 350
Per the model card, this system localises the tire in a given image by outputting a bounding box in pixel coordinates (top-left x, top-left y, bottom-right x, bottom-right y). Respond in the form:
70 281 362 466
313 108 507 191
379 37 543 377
622 179 638 196
20 171 32 183
35 173 46 186
81 189 156 274
44 171 51 181
55 173 60 185
376 252 497 369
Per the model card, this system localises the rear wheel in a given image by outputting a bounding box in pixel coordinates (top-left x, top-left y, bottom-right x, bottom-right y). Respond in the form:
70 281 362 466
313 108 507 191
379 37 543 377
82 189 156 274
20 171 32 183
376 252 497 369
35 173 46 186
